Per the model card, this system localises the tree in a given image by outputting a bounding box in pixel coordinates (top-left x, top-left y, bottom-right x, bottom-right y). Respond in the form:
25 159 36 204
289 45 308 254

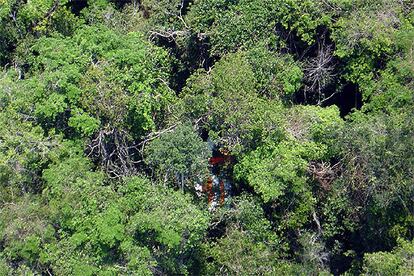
1 0 414 274
200 195 296 275
337 108 414 251
331 0 411 105
145 123 209 190
0 195 55 274
119 176 210 274
3 24 176 176
246 44 303 100
0 71 61 201
186 0 331 57
363 238 414 275
0 0 84 65
179 51 285 154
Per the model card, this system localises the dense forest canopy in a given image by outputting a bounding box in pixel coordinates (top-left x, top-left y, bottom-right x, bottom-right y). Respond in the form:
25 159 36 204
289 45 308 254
0 0 413 274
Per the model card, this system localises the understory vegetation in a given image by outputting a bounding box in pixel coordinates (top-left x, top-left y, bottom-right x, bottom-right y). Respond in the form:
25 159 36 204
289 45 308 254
0 0 413 275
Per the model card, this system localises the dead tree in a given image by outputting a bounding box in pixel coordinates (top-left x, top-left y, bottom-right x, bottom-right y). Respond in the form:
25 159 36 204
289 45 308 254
303 42 336 105
308 160 341 191
87 128 140 178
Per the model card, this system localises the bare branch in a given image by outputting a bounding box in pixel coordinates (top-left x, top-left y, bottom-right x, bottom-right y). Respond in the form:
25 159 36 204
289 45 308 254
303 43 336 105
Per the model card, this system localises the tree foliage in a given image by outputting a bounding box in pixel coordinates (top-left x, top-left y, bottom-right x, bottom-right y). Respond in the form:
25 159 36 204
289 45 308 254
0 0 413 274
